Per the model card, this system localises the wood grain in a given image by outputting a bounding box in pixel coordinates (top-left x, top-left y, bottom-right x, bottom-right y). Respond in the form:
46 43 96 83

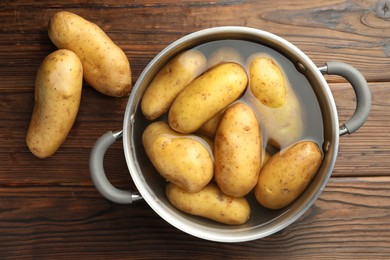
1 0 390 84
0 0 389 259
0 177 389 259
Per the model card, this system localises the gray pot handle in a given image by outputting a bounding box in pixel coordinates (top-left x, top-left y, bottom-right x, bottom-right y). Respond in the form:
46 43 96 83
319 62 371 136
89 130 142 204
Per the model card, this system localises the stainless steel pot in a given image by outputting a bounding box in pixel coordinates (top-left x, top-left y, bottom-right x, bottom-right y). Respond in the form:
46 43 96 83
89 26 371 242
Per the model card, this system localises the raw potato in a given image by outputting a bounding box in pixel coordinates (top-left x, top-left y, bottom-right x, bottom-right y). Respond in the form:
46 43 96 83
214 103 262 197
48 11 132 97
168 62 247 133
249 55 286 108
142 122 213 193
141 50 206 120
197 134 214 151
207 47 243 68
255 141 323 209
262 149 271 168
166 182 250 225
197 109 224 138
26 49 83 158
250 79 304 149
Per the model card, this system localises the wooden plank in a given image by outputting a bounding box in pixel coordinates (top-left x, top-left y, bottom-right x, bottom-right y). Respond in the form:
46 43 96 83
331 82 390 176
0 176 388 259
1 82 386 186
0 1 388 258
0 0 390 84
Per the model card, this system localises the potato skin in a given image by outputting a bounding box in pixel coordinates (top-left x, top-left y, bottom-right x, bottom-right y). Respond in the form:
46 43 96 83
197 109 224 138
249 55 286 108
26 49 83 158
251 76 304 149
166 182 250 225
214 103 262 197
262 149 271 168
142 122 213 193
141 50 206 120
48 11 131 97
207 47 243 68
168 62 248 133
255 141 323 209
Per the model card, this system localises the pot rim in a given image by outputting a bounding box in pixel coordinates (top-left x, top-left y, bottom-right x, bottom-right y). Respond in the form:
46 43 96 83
122 26 339 242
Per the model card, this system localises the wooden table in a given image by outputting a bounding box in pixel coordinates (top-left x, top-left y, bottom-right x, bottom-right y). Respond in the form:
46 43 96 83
1 1 389 259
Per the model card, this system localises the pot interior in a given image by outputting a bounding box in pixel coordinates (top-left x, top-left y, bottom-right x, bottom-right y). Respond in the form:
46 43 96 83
124 27 339 242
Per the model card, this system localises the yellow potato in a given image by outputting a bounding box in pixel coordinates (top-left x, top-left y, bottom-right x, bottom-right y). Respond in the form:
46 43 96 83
249 55 286 108
262 149 271 168
166 182 250 225
142 122 213 193
207 46 243 68
255 141 323 209
197 134 214 151
141 50 206 120
26 49 83 158
249 79 304 149
214 102 262 197
48 11 131 97
168 62 247 133
196 109 224 138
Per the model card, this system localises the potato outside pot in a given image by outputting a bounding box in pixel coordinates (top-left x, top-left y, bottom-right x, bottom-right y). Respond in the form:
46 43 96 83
89 27 371 242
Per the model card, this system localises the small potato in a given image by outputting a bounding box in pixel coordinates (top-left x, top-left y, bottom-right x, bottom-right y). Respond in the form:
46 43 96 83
197 134 214 151
26 49 83 158
262 149 271 168
196 109 224 138
249 55 286 108
214 103 262 197
48 11 131 97
166 182 250 225
255 141 323 209
142 122 213 193
169 62 247 134
207 47 243 68
141 50 207 120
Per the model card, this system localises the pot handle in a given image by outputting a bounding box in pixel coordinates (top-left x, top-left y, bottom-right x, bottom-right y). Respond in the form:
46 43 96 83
319 61 371 136
89 130 142 204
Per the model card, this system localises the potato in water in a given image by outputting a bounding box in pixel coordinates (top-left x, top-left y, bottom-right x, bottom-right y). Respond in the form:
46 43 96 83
143 122 213 193
255 141 323 209
248 54 304 148
253 83 304 149
207 46 243 68
214 102 262 197
141 50 206 120
169 62 248 134
166 182 250 225
249 55 287 108
197 109 224 138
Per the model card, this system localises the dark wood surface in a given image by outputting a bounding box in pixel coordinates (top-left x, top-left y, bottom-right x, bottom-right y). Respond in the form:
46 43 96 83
1 1 389 259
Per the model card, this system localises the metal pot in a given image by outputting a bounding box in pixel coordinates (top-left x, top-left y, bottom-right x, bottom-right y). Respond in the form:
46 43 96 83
89 26 371 242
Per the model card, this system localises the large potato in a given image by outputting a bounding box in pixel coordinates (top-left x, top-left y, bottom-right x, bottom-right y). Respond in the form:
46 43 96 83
249 55 287 108
48 11 131 97
166 182 250 225
26 49 83 158
250 78 304 149
255 141 323 209
168 62 247 133
214 102 262 197
141 50 206 120
142 122 213 193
